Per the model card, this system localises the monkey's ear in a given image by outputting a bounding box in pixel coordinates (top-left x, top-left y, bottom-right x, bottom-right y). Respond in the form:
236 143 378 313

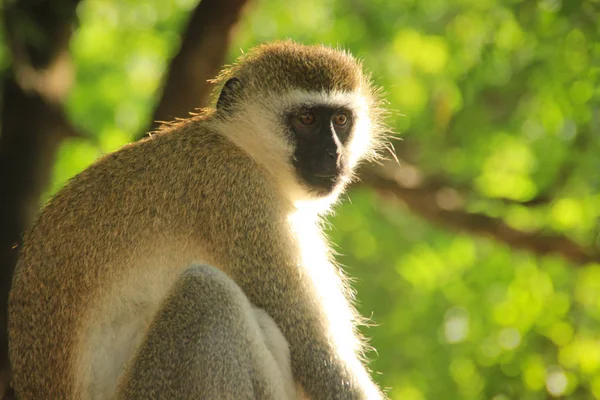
216 78 243 111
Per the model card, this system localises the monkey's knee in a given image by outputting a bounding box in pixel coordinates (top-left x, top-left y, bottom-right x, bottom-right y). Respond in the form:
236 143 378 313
172 264 253 317
179 263 235 290
117 265 251 398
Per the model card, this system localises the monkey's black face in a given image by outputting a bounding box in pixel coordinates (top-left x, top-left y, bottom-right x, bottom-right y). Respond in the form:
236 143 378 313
287 106 354 195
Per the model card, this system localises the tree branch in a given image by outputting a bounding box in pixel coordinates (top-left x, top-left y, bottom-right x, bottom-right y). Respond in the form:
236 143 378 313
393 133 590 209
360 166 599 265
147 0 251 134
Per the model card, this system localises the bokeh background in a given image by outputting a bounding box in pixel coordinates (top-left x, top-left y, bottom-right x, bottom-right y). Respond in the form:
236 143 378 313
1 0 599 399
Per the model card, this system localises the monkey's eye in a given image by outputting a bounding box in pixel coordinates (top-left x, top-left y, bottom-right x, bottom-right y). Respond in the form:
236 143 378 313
298 112 316 126
332 113 348 126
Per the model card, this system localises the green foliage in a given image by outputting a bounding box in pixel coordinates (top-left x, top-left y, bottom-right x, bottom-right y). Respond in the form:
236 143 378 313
12 0 600 398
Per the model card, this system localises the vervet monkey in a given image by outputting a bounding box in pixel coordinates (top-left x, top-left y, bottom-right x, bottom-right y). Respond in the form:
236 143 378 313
8 40 388 399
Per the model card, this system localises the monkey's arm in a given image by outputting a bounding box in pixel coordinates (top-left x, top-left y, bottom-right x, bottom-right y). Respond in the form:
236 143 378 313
251 270 382 400
204 174 384 399
116 265 298 400
227 233 383 400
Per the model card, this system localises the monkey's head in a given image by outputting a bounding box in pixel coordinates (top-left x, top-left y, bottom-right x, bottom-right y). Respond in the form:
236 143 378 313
212 41 387 210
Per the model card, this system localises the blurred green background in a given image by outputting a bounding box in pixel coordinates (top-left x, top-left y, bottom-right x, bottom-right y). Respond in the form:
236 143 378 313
8 0 600 398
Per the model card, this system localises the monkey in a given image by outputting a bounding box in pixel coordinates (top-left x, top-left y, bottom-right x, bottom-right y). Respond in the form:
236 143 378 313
8 40 388 399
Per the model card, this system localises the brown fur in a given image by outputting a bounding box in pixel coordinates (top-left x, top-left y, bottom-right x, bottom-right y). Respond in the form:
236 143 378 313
8 41 386 399
212 40 364 97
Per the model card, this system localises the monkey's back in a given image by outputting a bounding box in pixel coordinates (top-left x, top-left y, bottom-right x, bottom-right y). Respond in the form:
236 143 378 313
8 118 279 399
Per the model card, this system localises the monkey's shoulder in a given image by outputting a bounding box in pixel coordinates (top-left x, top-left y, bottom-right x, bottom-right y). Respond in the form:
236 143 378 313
51 120 256 199
29 120 277 239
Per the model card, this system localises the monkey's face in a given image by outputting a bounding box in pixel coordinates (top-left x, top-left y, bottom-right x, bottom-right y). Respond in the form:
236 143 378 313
287 105 353 196
213 42 386 208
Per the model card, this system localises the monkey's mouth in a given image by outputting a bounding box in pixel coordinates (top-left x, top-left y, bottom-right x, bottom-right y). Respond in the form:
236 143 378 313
313 172 337 181
303 172 342 194
292 154 348 196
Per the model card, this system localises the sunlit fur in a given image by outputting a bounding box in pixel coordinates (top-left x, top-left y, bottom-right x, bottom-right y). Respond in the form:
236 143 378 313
287 207 380 398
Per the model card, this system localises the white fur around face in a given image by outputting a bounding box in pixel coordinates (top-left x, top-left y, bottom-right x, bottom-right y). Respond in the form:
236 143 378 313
215 90 376 214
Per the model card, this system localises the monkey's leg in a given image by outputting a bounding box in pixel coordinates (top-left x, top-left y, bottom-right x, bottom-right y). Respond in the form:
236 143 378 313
116 265 298 400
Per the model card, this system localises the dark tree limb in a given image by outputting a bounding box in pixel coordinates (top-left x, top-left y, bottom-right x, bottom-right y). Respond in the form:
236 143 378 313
147 0 251 134
393 132 592 209
360 166 599 265
0 1 82 397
